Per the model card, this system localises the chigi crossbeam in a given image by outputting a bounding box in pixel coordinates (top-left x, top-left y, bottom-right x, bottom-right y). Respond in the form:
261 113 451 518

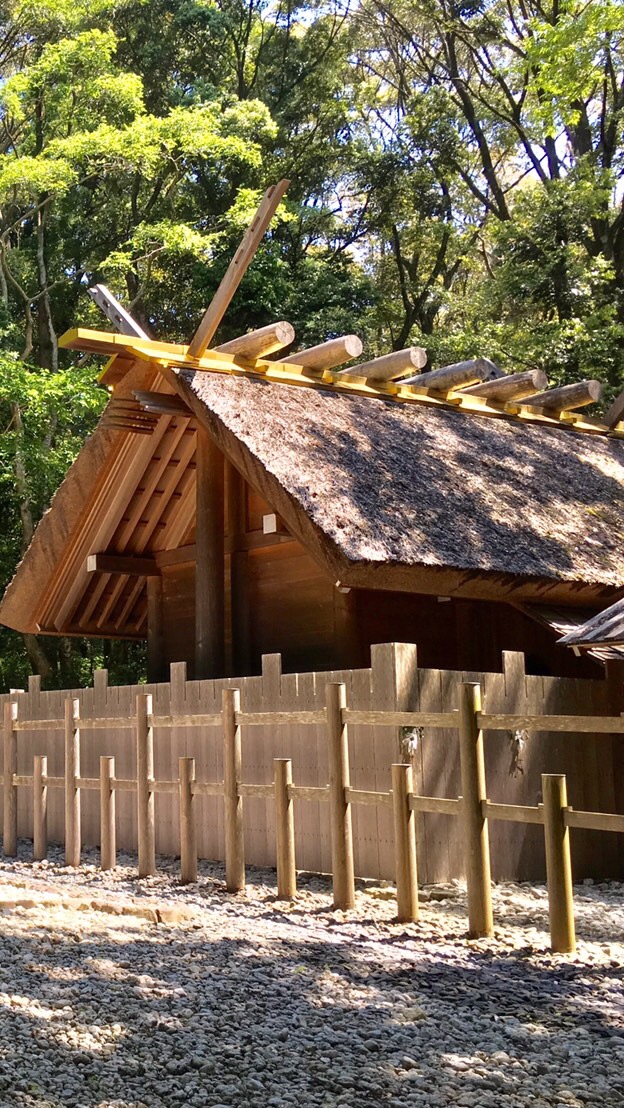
59 182 617 438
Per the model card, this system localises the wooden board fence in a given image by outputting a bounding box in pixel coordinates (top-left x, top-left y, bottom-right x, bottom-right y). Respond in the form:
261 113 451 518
3 670 624 953
4 646 624 885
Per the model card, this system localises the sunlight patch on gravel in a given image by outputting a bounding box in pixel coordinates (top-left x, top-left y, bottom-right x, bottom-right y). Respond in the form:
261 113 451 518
0 845 621 1107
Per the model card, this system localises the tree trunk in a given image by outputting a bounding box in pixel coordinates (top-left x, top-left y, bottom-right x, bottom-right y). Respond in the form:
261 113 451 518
36 202 58 371
59 637 73 685
22 633 52 681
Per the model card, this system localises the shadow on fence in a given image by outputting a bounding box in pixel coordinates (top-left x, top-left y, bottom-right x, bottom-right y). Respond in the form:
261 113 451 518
4 675 624 955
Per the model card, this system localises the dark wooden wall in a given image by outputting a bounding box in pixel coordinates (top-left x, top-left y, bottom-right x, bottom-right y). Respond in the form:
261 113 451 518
154 465 603 681
352 590 601 679
161 561 195 672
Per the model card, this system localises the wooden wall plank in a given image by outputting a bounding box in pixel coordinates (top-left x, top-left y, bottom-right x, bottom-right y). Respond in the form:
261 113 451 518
195 428 225 679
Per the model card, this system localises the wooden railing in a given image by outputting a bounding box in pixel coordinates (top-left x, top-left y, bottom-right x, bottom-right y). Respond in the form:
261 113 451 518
4 680 624 954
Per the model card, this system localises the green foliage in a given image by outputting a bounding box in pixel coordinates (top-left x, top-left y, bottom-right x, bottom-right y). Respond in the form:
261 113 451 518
524 0 624 131
0 356 106 507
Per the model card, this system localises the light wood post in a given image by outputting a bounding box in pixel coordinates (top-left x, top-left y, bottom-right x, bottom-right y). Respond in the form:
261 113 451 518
195 427 225 679
3 700 17 857
64 697 81 867
326 682 355 910
392 763 419 922
137 693 155 877
179 756 197 884
274 758 296 898
542 773 576 954
223 687 244 892
458 682 493 938
33 755 48 861
100 756 116 871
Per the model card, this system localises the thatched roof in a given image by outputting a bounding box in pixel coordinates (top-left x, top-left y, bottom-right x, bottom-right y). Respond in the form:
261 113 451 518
175 368 624 588
2 356 624 640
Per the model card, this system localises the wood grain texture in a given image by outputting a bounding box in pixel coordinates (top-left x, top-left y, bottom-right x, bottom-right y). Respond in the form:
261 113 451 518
223 687 244 891
64 698 81 867
3 701 17 857
327 682 355 910
392 763 419 921
100 756 116 870
33 754 48 861
136 693 155 877
188 180 289 358
179 756 197 883
542 773 576 953
458 683 493 938
275 758 296 898
195 428 225 678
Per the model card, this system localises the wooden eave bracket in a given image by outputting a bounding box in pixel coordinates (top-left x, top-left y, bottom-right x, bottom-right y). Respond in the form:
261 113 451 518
86 553 160 577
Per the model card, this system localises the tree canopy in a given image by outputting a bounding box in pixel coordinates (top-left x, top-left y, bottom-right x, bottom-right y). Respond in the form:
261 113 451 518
0 0 622 688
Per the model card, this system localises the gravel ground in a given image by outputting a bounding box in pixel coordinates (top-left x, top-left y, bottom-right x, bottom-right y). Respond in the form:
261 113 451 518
0 845 622 1108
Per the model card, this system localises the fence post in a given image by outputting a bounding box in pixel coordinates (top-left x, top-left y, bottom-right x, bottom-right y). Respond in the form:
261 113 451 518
274 758 296 898
223 687 244 892
100 756 116 871
392 763 419 922
458 681 493 938
3 700 17 857
179 756 197 884
542 773 576 954
64 697 81 867
137 693 155 877
33 755 48 861
327 682 355 910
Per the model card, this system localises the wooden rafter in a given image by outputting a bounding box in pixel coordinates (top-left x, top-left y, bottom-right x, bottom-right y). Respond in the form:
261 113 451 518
78 574 114 630
161 469 196 552
45 396 171 630
132 432 197 552
114 419 191 550
75 421 192 638
114 576 147 631
133 391 192 417
97 573 134 629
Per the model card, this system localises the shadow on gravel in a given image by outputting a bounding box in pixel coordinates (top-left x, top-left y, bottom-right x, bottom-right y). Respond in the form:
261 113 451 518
216 882 622 948
0 912 622 1108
